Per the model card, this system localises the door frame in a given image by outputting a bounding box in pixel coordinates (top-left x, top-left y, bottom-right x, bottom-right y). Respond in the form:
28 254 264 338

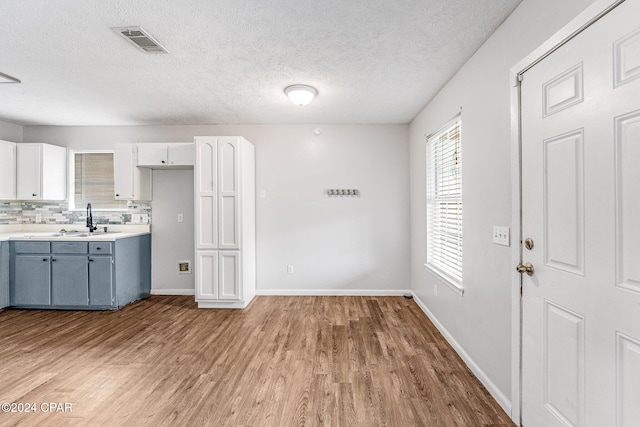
508 0 624 423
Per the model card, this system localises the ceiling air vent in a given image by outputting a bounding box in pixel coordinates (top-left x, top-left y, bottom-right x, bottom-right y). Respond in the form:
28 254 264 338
112 26 169 54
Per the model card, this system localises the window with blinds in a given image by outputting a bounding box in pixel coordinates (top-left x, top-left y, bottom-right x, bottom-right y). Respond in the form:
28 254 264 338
71 152 126 210
426 116 463 288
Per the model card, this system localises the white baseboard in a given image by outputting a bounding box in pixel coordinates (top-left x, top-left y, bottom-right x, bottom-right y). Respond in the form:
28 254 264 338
198 300 249 309
411 292 512 416
255 289 411 296
151 289 195 296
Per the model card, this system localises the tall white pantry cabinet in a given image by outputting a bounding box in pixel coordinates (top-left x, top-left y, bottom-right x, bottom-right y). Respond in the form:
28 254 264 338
194 136 256 308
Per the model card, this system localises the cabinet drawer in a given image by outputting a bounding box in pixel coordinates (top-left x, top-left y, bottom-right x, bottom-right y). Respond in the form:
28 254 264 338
52 242 88 254
89 242 112 255
14 241 50 254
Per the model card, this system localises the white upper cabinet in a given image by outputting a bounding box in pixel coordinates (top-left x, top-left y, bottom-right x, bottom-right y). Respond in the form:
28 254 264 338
16 143 66 200
137 143 169 166
114 143 152 201
168 143 195 166
195 139 217 249
137 143 194 168
217 138 240 250
0 140 16 200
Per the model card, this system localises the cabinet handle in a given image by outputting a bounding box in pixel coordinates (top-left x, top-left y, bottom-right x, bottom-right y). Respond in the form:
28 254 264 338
88 258 93 262
161 160 166 164
96 247 101 250
115 193 120 197
32 193 37 197
51 258 56 262
42 258 47 262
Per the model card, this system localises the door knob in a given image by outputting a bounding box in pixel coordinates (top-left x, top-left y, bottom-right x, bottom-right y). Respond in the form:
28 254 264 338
516 262 534 276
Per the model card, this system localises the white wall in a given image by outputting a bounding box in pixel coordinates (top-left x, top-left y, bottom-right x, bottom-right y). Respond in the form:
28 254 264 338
150 170 195 294
0 119 22 142
24 124 410 293
409 0 596 412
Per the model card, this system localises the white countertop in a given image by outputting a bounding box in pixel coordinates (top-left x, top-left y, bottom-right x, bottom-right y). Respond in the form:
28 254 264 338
0 224 151 242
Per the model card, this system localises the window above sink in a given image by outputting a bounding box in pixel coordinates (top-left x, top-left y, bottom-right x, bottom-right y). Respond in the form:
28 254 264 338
69 151 127 211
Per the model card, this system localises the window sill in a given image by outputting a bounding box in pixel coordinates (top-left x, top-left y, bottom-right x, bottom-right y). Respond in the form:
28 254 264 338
423 263 464 296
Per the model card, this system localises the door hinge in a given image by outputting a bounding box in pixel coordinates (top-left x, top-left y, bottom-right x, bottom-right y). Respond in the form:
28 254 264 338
517 74 523 82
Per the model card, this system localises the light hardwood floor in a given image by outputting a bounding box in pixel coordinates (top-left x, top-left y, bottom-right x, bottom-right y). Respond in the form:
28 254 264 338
0 296 513 426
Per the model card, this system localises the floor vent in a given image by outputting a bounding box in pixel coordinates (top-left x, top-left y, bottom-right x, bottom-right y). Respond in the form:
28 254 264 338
112 26 169 54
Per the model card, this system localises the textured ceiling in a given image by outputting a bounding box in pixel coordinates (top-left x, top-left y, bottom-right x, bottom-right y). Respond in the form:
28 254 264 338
0 0 521 126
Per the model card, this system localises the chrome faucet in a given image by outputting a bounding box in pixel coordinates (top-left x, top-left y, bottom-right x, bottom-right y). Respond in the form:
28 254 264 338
86 203 97 233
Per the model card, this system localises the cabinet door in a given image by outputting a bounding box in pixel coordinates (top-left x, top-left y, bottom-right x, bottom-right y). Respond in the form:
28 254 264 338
137 143 168 166
40 144 66 200
218 251 240 300
196 251 218 300
114 144 152 201
168 143 194 166
51 256 88 306
89 256 113 306
0 140 16 200
218 138 240 249
0 242 10 309
14 255 51 305
114 144 134 199
16 144 41 200
195 139 218 249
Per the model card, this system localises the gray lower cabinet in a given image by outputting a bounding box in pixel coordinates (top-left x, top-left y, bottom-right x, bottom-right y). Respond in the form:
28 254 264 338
52 255 89 306
14 255 51 306
89 256 113 306
0 241 9 309
10 234 150 310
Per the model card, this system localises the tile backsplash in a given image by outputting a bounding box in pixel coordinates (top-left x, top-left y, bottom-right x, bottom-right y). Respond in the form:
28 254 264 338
0 201 151 225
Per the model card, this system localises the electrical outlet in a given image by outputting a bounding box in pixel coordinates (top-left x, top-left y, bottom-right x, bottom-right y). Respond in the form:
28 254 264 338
493 226 510 246
260 190 266 199
140 214 149 223
131 214 142 224
434 284 438 296
177 214 184 223
287 265 294 274
35 214 42 223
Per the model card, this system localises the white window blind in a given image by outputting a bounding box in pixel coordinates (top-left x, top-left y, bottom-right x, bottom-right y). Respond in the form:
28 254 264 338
71 152 126 210
426 117 462 286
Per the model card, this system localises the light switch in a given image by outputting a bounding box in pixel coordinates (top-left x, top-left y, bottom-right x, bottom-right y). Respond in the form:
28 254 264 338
177 214 184 223
493 226 510 246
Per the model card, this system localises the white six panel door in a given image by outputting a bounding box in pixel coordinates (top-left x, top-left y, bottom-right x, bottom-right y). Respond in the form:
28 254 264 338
520 1 640 425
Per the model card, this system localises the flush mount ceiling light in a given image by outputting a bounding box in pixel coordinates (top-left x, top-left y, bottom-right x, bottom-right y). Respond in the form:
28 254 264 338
0 71 21 84
284 84 318 106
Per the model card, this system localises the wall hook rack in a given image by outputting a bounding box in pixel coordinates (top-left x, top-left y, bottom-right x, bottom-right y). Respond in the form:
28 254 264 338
327 189 360 196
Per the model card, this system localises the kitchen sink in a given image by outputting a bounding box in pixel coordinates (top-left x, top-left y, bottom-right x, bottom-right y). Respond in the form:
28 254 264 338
22 232 63 238
63 231 121 237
